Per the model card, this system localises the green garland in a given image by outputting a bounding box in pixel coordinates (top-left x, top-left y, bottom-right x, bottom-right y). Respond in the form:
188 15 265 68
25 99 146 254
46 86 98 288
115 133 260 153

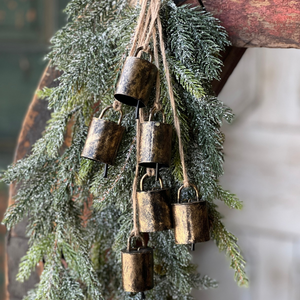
1 1 248 299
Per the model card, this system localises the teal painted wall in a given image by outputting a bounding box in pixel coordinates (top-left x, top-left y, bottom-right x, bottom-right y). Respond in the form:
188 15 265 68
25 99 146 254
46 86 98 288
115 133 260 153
0 1 68 297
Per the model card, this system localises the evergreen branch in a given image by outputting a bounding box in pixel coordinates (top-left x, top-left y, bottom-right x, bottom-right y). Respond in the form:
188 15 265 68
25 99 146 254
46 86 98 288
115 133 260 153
210 203 249 287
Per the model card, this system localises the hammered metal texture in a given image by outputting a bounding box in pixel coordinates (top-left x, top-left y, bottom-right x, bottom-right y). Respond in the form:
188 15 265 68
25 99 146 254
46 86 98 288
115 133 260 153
137 188 172 232
81 118 125 165
114 56 158 107
172 201 210 244
121 247 154 292
138 121 172 168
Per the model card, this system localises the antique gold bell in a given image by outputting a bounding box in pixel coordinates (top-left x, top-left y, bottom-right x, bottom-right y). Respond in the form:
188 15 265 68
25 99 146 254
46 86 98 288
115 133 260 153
114 46 158 119
81 105 125 177
121 234 154 293
138 108 172 181
137 173 172 232
172 184 210 251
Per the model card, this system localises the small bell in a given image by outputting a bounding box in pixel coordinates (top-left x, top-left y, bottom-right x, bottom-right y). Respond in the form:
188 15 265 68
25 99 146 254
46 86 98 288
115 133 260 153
121 234 154 293
81 105 125 177
172 184 210 250
138 108 172 181
137 173 172 233
114 46 158 119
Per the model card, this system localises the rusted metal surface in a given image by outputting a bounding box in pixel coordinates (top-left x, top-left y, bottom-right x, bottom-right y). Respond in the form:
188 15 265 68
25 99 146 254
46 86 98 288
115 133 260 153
172 185 210 245
81 105 125 166
138 111 172 169
180 0 300 48
114 47 158 108
121 235 154 293
137 174 172 232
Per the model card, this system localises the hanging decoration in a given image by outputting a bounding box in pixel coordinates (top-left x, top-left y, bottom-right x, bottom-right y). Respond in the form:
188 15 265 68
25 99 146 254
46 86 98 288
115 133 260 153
1 0 249 299
81 105 125 178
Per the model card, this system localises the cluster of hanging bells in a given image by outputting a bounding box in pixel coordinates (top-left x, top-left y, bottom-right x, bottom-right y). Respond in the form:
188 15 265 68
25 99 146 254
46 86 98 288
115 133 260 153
81 47 210 296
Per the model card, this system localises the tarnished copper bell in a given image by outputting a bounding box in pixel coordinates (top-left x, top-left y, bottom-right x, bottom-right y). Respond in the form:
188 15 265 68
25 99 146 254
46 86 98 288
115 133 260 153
172 184 210 251
81 105 125 177
121 234 154 293
138 108 172 181
114 46 158 119
137 173 172 233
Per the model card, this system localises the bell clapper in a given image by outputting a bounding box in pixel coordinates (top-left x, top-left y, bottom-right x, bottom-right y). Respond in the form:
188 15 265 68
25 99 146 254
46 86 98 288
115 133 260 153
141 292 146 299
155 163 159 181
191 243 195 251
103 164 108 178
135 100 142 119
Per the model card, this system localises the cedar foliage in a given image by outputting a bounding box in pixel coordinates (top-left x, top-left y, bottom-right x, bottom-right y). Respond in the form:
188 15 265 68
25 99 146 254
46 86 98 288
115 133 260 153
1 1 248 299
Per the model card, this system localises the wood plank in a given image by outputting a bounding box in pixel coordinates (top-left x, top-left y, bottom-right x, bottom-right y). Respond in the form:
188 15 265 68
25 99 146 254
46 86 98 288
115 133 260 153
176 0 300 48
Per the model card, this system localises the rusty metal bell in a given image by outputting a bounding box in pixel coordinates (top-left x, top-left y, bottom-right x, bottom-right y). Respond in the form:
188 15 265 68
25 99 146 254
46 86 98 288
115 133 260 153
137 173 172 233
81 105 125 177
172 184 210 250
138 109 172 181
121 234 154 293
114 46 158 119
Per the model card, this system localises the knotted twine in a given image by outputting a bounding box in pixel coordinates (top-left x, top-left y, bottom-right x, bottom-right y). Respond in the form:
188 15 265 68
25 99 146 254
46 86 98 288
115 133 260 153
129 0 189 237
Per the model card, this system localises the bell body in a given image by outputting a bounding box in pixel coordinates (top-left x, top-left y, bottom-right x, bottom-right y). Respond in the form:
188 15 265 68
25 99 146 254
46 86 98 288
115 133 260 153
172 201 210 244
121 247 154 292
81 118 125 165
137 188 172 232
114 56 158 107
138 121 172 168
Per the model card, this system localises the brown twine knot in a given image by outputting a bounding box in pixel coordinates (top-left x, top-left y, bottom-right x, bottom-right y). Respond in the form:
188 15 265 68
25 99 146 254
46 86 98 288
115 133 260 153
113 100 122 111
183 180 190 188
153 102 162 112
146 168 156 177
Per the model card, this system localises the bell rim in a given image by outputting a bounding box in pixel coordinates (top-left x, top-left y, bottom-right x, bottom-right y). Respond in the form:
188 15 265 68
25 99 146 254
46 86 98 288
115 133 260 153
80 155 114 166
114 93 146 107
138 162 170 168
171 200 206 206
121 247 153 254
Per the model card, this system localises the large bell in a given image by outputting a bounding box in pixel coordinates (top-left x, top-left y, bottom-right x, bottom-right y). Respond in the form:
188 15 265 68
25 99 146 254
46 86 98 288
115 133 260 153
137 173 172 232
114 46 158 119
172 184 210 250
138 108 172 181
81 105 125 177
121 234 154 293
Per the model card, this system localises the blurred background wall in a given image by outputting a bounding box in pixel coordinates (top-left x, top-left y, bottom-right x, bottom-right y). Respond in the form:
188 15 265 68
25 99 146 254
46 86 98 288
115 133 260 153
1 2 300 300
0 1 68 298
193 48 300 300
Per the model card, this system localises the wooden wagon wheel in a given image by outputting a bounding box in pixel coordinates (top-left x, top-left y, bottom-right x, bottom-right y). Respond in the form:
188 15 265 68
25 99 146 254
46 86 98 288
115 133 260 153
6 0 300 298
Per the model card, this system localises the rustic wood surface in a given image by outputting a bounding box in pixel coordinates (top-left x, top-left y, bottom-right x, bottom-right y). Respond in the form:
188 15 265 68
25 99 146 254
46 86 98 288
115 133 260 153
176 0 300 48
6 65 62 300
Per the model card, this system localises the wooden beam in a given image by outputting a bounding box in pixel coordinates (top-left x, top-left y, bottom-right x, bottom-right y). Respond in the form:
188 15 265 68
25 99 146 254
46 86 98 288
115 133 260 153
177 0 300 48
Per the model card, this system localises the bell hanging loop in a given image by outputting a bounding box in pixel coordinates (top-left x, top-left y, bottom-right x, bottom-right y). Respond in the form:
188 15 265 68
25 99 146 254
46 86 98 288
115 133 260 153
98 105 123 125
121 233 154 293
137 173 172 233
172 183 210 249
81 105 125 178
114 46 158 119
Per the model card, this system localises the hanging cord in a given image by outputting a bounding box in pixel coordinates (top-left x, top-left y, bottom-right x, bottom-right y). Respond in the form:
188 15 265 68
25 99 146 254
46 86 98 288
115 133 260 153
129 0 149 56
156 14 190 187
130 0 162 237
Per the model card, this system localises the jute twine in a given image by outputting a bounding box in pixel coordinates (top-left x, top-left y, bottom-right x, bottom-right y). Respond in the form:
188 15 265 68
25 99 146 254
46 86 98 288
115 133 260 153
128 0 189 237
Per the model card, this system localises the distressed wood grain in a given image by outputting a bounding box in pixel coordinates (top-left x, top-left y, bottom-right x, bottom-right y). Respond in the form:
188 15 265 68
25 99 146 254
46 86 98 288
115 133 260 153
176 0 300 48
6 65 62 300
